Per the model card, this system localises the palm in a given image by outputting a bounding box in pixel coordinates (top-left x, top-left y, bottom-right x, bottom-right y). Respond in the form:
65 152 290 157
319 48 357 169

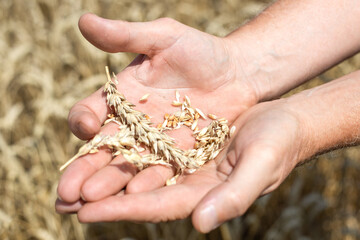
63 100 304 226
57 13 257 227
113 46 253 149
73 156 228 222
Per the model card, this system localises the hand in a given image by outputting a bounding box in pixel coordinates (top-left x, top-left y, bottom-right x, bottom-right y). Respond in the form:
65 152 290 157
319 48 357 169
58 94 311 232
56 13 259 218
68 13 257 140
56 1 360 231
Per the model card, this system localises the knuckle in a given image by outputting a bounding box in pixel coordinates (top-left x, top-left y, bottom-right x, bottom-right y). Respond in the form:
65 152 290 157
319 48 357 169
246 143 281 169
152 17 182 33
125 181 141 194
77 214 87 223
226 190 248 216
243 143 285 194
76 209 87 223
154 17 177 25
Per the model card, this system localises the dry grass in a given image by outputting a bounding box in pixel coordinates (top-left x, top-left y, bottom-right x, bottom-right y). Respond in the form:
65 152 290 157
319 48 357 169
1 0 360 239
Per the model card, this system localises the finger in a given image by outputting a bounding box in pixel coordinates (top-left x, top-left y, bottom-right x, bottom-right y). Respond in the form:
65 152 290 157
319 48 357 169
125 120 198 193
80 155 137 201
192 146 283 233
67 69 147 140
57 123 119 202
78 13 184 55
124 128 194 193
77 164 219 223
57 149 112 202
67 63 167 140
68 87 109 140
126 165 174 193
77 183 209 223
55 198 84 214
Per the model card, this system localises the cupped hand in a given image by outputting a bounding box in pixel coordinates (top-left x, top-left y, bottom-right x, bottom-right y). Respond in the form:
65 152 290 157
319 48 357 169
57 13 259 209
57 13 310 233
58 90 312 233
68 13 256 140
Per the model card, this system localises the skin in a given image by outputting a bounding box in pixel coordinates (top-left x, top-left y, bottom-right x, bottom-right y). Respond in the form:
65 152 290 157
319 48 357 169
56 0 360 233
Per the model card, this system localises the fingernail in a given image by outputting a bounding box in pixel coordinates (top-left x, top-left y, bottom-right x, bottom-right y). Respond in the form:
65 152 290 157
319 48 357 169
80 192 86 201
199 204 220 232
57 194 63 202
56 188 64 201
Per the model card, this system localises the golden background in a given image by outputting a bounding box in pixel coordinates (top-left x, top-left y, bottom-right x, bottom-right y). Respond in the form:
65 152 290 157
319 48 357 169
0 0 359 239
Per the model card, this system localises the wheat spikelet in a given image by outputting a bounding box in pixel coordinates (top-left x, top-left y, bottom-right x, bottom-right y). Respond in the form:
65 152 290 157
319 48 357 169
103 67 191 170
60 66 233 178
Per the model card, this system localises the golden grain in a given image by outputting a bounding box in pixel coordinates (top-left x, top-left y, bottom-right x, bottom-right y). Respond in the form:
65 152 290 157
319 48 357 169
195 108 207 119
162 119 168 128
61 66 233 173
172 100 182 107
230 125 236 137
191 119 198 131
175 90 180 102
208 114 217 120
184 95 191 106
139 93 150 102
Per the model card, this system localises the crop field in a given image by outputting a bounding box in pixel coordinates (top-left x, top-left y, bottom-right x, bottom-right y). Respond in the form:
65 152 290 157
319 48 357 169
0 0 359 239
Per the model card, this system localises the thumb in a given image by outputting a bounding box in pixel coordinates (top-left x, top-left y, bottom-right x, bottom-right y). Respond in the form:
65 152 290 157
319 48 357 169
192 146 284 233
78 13 183 55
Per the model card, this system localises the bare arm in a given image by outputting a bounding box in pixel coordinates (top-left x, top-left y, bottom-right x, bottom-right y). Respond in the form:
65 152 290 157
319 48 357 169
288 70 360 159
56 0 360 233
227 0 360 101
192 69 360 232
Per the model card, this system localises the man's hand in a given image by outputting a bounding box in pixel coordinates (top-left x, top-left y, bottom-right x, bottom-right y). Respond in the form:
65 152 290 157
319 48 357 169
56 94 311 232
57 68 360 233
67 13 256 141
56 0 360 232
56 13 258 216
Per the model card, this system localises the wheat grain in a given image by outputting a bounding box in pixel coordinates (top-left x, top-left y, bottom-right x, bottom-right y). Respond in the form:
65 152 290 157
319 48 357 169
230 126 236 137
139 93 150 102
195 108 207 119
60 66 233 177
208 114 217 120
172 100 182 107
191 119 198 131
175 90 180 102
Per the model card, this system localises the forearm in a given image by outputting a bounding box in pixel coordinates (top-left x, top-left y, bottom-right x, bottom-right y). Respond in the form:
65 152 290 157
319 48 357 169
287 70 360 162
227 0 360 101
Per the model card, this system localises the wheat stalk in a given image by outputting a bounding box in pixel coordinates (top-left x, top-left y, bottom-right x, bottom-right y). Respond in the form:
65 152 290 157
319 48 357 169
103 67 192 170
60 67 234 180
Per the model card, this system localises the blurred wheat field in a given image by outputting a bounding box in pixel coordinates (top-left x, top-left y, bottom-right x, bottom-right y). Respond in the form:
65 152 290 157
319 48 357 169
1 0 360 239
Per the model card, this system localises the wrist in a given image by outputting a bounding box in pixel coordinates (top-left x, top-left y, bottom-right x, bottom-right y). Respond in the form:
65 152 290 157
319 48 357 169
222 33 276 102
223 0 360 102
285 71 360 163
223 26 308 102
